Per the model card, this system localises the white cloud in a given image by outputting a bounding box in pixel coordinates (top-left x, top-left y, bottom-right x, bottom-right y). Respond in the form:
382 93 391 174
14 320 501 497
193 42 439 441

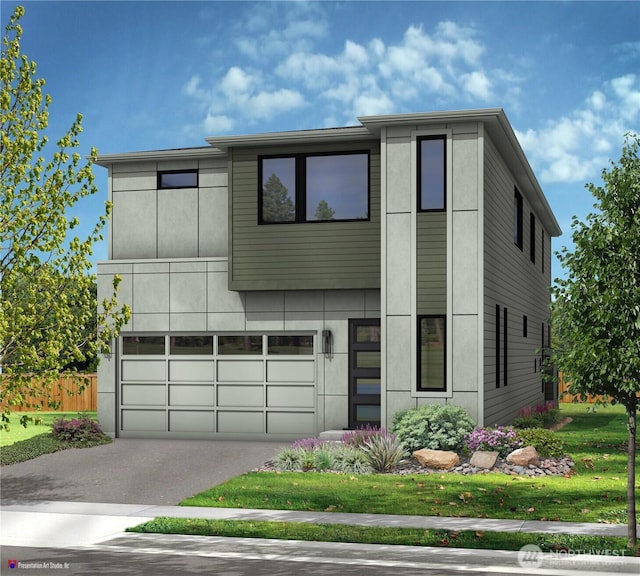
184 16 525 132
247 89 305 119
461 71 493 101
516 74 640 183
203 114 234 134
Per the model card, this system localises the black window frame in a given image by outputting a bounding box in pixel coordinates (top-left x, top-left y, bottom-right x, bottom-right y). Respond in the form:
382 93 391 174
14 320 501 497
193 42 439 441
417 135 446 212
495 305 500 388
530 212 536 263
258 150 371 225
523 315 528 338
514 188 523 250
503 307 508 387
417 315 446 392
157 169 199 189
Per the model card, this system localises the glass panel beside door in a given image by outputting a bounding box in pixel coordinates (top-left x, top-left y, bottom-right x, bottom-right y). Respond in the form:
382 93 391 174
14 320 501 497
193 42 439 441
349 319 381 429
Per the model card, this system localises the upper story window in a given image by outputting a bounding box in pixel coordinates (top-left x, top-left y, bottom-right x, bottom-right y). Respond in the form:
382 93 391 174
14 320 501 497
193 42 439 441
514 188 523 250
530 212 536 263
418 136 446 211
158 170 198 189
259 152 369 224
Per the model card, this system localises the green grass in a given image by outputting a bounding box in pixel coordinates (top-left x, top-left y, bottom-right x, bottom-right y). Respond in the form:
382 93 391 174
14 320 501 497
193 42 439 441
128 518 633 554
176 403 637 526
128 403 638 552
0 411 110 466
0 411 98 447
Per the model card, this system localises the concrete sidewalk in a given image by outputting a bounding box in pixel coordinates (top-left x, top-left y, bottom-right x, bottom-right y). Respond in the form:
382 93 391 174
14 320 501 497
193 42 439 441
1 499 635 548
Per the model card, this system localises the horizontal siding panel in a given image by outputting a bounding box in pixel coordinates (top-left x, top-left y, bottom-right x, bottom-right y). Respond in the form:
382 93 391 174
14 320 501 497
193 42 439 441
483 134 550 425
231 141 381 290
416 212 446 315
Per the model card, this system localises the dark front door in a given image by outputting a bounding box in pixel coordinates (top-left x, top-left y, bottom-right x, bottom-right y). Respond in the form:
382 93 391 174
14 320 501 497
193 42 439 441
348 319 381 428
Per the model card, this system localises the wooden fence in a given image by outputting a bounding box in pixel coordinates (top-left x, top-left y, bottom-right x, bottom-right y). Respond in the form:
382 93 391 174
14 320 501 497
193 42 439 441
558 372 640 403
2 373 97 412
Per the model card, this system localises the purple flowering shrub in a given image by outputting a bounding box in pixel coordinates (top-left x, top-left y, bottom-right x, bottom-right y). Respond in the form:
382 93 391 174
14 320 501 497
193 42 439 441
341 425 392 448
291 437 326 451
465 426 521 457
51 415 107 443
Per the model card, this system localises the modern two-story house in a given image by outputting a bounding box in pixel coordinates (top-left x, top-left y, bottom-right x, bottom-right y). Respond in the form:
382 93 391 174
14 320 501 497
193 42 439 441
96 108 561 440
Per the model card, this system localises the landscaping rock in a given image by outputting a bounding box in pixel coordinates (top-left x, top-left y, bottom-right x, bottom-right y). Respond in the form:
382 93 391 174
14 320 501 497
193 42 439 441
412 449 460 469
506 446 540 467
469 450 499 469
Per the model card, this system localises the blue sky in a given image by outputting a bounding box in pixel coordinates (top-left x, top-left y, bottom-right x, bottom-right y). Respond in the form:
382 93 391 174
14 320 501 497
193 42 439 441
2 0 639 282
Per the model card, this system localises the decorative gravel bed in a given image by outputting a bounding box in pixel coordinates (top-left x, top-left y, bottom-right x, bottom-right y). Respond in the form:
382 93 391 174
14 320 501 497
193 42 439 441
393 455 575 477
256 455 575 477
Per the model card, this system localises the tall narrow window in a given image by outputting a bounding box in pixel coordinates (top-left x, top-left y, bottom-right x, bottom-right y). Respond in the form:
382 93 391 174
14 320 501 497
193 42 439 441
260 157 297 223
418 136 446 211
514 188 523 249
542 231 545 273
495 305 500 388
418 316 446 391
523 315 528 338
530 213 536 263
503 307 508 386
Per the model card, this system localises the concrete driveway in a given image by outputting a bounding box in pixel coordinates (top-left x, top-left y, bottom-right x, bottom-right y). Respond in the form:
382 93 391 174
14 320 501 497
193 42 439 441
0 438 282 505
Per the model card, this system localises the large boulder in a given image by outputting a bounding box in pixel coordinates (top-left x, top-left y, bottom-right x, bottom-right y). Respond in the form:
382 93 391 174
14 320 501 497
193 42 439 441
506 446 540 467
413 449 460 469
470 450 499 469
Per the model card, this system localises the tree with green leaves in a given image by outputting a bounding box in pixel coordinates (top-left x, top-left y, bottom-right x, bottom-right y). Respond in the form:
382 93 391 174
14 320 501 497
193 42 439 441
262 173 295 222
552 133 640 549
1 6 129 427
314 199 335 220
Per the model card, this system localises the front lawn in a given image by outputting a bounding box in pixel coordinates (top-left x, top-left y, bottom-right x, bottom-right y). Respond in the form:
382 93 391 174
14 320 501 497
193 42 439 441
0 411 111 466
0 411 98 446
178 403 636 524
128 518 631 554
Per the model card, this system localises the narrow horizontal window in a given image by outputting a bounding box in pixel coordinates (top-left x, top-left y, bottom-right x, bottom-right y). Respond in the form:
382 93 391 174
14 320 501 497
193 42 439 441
122 336 165 355
218 335 263 355
417 315 446 391
158 170 198 189
170 336 213 355
418 136 446 211
267 335 314 355
259 152 369 224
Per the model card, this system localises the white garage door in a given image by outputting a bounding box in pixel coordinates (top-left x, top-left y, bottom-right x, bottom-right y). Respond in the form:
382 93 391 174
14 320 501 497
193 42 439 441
118 334 316 438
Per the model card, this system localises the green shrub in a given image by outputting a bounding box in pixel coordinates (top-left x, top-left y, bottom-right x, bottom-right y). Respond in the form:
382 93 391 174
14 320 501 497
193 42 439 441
333 445 371 474
361 432 406 472
515 428 565 457
391 404 475 453
313 446 336 471
275 447 304 471
512 415 544 429
541 408 561 426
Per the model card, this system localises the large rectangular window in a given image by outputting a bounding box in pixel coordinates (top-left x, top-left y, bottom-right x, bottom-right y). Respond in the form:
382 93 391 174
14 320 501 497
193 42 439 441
514 188 523 249
418 136 446 211
158 170 198 189
259 152 369 224
418 316 446 391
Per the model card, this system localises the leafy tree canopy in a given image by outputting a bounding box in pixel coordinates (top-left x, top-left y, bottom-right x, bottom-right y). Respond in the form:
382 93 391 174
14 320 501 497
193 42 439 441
551 133 640 549
314 199 335 220
0 6 129 426
262 173 295 222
